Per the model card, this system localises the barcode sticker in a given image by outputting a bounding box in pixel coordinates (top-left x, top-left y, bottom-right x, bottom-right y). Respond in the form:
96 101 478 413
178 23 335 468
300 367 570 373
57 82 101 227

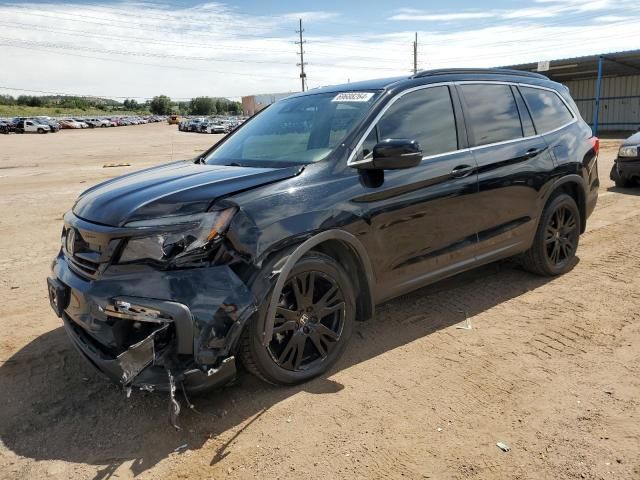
332 92 374 102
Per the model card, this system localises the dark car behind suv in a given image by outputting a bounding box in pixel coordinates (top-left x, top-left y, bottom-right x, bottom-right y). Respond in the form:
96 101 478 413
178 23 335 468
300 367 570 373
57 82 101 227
610 131 640 187
48 68 599 397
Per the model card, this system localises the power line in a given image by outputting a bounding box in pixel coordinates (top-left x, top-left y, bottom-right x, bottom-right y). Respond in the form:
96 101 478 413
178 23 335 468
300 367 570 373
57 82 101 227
0 36 406 72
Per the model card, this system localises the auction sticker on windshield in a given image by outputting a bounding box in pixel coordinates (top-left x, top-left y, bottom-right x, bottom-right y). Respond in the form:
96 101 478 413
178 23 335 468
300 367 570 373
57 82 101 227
332 92 375 102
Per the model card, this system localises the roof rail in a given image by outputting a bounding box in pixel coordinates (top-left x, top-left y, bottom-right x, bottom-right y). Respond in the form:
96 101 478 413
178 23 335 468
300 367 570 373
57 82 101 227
411 68 547 80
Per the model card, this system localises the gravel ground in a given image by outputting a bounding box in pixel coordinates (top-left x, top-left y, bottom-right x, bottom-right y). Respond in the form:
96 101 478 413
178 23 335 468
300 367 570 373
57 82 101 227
0 124 638 479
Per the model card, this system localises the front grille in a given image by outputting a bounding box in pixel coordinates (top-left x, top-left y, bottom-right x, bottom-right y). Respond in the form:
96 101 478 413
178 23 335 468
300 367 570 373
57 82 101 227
67 254 101 279
62 220 121 280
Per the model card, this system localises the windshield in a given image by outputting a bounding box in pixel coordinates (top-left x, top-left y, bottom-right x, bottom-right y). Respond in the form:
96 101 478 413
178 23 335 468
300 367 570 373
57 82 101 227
204 91 380 167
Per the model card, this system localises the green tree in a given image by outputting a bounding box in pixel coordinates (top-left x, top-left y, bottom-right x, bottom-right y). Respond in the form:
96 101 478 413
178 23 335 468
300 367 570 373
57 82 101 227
149 95 172 115
190 97 216 115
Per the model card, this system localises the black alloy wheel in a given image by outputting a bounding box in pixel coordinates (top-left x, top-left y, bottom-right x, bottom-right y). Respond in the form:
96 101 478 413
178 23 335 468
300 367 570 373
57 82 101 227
544 204 578 267
240 252 355 385
522 193 581 276
268 270 345 371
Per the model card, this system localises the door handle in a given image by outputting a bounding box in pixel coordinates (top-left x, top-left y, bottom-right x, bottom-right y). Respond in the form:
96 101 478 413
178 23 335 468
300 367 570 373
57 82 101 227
525 147 544 158
450 165 474 178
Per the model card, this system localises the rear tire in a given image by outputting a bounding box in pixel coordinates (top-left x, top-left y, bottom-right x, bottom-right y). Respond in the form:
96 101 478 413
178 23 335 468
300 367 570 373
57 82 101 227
37 128 44 134
240 252 355 385
521 193 580 276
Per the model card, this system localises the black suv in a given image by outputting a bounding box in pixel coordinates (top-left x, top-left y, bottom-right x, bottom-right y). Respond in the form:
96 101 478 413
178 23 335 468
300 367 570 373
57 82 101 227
48 69 599 393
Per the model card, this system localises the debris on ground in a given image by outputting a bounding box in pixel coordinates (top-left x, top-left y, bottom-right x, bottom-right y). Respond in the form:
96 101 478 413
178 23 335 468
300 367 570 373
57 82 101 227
496 442 511 452
103 163 131 168
455 310 472 330
174 444 188 453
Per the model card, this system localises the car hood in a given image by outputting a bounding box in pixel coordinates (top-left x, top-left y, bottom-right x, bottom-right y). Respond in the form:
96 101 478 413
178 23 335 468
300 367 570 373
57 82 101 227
73 160 302 227
622 131 640 146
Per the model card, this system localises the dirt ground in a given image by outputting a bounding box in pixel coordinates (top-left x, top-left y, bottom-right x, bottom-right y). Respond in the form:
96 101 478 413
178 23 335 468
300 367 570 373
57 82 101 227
0 123 639 480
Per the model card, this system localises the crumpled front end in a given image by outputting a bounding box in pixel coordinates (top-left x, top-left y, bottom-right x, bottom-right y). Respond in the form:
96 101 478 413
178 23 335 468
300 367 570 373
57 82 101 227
47 212 259 394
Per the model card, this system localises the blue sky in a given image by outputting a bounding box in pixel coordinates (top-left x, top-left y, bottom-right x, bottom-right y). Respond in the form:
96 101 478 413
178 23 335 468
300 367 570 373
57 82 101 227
0 0 638 100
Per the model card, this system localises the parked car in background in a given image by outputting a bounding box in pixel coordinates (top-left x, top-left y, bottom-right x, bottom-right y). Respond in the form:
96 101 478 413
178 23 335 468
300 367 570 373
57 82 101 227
72 118 89 129
14 119 50 134
85 118 111 128
0 119 15 134
205 122 227 134
189 118 205 132
47 69 598 397
36 117 60 133
59 119 84 129
610 130 640 187
168 115 182 125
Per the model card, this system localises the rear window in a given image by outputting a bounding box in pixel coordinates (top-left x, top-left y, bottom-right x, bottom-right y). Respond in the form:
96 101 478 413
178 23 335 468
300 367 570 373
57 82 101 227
460 84 523 146
520 86 574 134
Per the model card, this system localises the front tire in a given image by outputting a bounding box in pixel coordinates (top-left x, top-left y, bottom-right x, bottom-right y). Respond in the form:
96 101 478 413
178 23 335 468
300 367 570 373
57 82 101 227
611 164 634 188
522 193 580 276
240 252 355 385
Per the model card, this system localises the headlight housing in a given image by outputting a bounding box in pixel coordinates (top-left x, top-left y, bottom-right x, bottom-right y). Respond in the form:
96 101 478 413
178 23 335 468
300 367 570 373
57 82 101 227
119 208 236 265
618 145 639 158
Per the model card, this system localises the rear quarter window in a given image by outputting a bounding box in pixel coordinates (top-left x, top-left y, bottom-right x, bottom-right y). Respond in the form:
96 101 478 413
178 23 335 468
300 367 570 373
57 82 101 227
520 86 574 134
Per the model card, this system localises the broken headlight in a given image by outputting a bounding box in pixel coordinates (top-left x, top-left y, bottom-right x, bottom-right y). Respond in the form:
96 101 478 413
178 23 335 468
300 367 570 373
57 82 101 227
119 208 236 264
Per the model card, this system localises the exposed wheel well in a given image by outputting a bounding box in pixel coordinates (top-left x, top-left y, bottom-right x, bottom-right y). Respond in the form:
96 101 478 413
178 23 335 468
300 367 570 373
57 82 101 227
551 181 586 233
311 239 374 322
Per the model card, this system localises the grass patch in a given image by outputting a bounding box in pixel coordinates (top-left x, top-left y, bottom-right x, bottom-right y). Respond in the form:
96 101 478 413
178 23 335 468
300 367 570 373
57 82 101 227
0 105 149 118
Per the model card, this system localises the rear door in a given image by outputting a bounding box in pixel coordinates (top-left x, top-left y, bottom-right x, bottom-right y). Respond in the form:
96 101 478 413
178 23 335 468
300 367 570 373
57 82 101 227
351 84 481 300
457 82 553 262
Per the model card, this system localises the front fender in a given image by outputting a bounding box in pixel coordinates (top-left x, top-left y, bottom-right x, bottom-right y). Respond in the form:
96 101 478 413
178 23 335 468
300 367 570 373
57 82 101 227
255 229 376 346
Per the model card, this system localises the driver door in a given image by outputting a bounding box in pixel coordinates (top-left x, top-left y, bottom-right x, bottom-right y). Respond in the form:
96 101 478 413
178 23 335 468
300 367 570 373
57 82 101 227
352 85 481 300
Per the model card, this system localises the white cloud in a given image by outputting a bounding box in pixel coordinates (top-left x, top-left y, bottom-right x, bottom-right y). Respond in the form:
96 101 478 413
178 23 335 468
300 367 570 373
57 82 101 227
390 12 495 21
0 1 639 100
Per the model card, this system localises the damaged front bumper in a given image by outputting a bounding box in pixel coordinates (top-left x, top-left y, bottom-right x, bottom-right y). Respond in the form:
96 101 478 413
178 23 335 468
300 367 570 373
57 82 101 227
48 252 257 392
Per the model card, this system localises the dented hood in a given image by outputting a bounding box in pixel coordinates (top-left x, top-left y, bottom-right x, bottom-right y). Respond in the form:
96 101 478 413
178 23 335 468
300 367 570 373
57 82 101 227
73 160 301 226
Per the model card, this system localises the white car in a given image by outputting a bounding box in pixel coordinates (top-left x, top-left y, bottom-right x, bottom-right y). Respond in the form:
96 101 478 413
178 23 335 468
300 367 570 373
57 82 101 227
87 118 111 128
73 118 89 129
206 123 227 134
17 119 50 134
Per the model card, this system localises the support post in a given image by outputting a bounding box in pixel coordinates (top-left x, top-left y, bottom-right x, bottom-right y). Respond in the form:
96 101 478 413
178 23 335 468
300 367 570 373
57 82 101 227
593 55 604 135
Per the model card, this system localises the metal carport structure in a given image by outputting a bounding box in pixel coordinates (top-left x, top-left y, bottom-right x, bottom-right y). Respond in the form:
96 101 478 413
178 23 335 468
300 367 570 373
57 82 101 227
505 49 640 135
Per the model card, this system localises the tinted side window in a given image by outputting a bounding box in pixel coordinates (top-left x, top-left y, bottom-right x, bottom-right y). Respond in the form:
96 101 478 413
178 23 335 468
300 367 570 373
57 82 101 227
460 84 523 146
520 86 574 134
375 86 458 158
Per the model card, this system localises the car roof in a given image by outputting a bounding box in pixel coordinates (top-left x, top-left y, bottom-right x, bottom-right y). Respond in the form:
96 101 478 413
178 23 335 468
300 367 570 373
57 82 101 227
285 68 558 100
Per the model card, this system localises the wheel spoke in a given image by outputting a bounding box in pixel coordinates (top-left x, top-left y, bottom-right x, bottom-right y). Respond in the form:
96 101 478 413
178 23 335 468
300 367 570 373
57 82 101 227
318 302 345 319
278 332 306 370
315 323 339 342
276 306 298 322
273 320 297 334
292 272 315 309
557 207 567 229
309 330 328 358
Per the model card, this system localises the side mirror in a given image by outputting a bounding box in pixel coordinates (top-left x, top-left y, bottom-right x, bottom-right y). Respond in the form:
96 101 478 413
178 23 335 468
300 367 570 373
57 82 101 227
355 139 423 170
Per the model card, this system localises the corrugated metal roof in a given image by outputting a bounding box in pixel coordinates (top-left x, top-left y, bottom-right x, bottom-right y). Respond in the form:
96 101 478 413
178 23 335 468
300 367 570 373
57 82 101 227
503 49 640 82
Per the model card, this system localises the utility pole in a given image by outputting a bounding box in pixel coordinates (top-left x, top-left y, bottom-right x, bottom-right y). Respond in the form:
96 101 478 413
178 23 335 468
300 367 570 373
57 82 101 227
296 18 307 92
413 32 418 74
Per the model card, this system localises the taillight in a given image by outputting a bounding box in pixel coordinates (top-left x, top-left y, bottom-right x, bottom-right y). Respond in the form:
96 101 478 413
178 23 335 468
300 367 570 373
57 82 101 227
590 137 600 157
